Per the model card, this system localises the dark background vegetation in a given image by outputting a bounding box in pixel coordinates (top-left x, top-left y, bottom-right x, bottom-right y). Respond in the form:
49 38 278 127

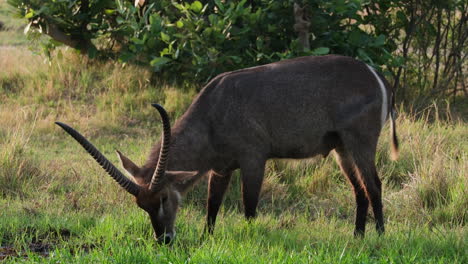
7 0 467 105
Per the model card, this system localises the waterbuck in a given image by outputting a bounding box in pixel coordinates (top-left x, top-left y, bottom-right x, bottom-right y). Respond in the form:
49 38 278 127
57 55 399 243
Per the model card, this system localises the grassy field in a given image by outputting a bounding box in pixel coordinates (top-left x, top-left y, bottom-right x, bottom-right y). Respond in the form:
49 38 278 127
1 4 467 262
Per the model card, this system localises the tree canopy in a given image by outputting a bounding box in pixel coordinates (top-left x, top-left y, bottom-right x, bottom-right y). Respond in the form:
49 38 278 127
8 0 467 100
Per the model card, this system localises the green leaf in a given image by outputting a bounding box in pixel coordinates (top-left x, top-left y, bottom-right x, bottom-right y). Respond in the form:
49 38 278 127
160 32 170 42
119 52 134 63
25 10 34 19
176 20 184 28
203 27 212 37
357 48 373 63
190 1 203 13
104 9 116 15
160 48 171 56
130 37 144 45
173 3 185 11
208 14 218 25
396 11 407 24
349 30 363 46
373 35 386 47
150 57 171 71
229 55 241 63
311 47 330 55
116 16 125 24
149 13 160 25
149 14 162 32
214 0 225 12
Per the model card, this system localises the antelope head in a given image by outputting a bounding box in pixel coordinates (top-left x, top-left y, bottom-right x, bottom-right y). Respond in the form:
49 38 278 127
56 104 196 244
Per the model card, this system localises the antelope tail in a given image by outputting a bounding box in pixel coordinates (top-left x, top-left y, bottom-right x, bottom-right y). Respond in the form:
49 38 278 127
389 95 399 161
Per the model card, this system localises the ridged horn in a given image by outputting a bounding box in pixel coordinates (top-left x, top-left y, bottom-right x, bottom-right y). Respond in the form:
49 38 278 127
149 104 171 192
55 122 141 196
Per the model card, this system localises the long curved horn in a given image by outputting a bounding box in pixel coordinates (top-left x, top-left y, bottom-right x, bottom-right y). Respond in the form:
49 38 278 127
149 104 171 192
55 122 141 196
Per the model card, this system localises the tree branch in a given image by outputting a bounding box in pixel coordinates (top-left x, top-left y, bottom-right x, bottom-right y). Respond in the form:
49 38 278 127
293 3 310 51
46 22 95 54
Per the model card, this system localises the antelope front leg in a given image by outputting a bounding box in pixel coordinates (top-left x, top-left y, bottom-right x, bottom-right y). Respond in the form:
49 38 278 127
205 170 233 234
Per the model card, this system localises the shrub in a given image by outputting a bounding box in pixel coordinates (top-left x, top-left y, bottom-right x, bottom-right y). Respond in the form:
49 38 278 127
8 0 396 83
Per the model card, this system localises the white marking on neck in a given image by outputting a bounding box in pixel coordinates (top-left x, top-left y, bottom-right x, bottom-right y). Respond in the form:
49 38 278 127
366 65 388 127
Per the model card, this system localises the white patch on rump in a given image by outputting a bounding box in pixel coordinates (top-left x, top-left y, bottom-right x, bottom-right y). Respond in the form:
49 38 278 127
366 65 388 127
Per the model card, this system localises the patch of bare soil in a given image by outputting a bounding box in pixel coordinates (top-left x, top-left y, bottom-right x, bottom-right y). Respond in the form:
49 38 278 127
0 243 51 260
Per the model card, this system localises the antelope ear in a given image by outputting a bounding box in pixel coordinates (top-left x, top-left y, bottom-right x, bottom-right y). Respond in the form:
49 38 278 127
116 150 141 177
166 171 200 193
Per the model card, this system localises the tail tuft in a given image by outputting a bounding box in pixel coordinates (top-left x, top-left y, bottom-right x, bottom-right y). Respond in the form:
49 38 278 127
390 111 399 161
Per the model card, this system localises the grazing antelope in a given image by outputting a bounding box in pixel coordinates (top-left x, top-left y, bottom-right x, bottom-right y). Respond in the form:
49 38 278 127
57 55 399 243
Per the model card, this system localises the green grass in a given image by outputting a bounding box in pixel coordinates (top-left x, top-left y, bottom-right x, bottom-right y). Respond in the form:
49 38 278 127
1 207 466 263
0 25 467 262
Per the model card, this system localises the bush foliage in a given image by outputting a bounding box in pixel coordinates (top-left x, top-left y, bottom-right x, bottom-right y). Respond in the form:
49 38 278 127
8 0 467 101
8 0 397 81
